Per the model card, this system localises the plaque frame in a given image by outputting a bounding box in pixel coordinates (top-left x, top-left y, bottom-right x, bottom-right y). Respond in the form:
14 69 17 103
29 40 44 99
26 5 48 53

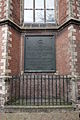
24 35 56 73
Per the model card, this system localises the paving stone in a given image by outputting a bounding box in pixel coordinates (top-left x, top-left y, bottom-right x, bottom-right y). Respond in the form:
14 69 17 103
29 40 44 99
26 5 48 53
0 111 79 120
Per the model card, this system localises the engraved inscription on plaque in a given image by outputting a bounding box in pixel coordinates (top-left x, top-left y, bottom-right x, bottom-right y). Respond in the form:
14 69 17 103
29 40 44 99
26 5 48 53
24 36 55 71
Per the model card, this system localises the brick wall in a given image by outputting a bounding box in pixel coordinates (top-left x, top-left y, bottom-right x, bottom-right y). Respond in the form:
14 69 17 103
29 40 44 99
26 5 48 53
56 24 80 77
58 0 67 25
0 0 21 25
8 27 21 76
56 27 70 75
58 0 80 25
9 0 21 25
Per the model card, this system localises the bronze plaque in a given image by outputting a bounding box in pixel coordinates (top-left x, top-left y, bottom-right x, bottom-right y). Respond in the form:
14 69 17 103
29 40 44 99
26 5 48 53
24 36 55 72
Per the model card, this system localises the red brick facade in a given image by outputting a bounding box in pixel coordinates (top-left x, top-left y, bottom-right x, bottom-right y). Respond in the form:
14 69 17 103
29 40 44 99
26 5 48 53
9 0 21 25
0 0 80 109
56 27 70 75
8 27 21 75
59 0 67 25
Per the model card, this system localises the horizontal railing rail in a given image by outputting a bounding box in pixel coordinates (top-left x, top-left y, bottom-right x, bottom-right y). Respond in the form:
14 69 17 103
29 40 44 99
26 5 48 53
5 74 72 106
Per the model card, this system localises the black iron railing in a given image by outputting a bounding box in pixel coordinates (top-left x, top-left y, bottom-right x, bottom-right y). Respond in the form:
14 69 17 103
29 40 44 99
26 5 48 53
5 74 72 106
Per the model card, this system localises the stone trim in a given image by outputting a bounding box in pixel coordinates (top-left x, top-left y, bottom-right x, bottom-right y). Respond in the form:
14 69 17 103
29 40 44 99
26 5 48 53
0 0 13 20
6 30 12 75
4 105 73 113
0 78 6 108
5 0 9 18
9 0 13 21
77 0 80 19
20 0 24 25
0 25 8 76
67 0 80 20
54 0 59 24
0 25 12 108
70 76 80 110
68 25 78 77
0 25 12 76
0 1 2 18
0 18 80 33
0 0 9 19
66 0 74 20
66 0 71 19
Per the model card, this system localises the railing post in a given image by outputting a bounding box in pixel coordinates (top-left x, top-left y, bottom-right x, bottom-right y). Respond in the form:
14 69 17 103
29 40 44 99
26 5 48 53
0 76 8 112
0 76 12 112
75 76 80 110
0 77 6 112
71 76 77 109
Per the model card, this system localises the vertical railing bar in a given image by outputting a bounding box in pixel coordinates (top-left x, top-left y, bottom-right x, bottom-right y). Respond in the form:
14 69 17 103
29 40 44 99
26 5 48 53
4 78 6 105
63 76 65 104
26 75 28 105
37 74 38 105
19 76 20 105
30 74 31 105
9 77 11 105
48 75 50 105
52 75 54 105
56 75 57 105
37 74 39 106
22 75 24 105
41 74 42 105
11 76 13 105
15 76 17 105
66 76 69 104
34 74 35 105
45 75 46 105
59 75 61 105
64 76 66 105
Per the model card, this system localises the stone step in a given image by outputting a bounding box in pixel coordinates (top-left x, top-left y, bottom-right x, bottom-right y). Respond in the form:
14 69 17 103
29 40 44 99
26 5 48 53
1 106 79 120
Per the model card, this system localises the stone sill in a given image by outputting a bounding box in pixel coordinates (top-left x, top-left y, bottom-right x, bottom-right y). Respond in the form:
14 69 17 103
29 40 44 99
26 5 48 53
4 105 73 113
0 17 80 32
4 105 72 109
